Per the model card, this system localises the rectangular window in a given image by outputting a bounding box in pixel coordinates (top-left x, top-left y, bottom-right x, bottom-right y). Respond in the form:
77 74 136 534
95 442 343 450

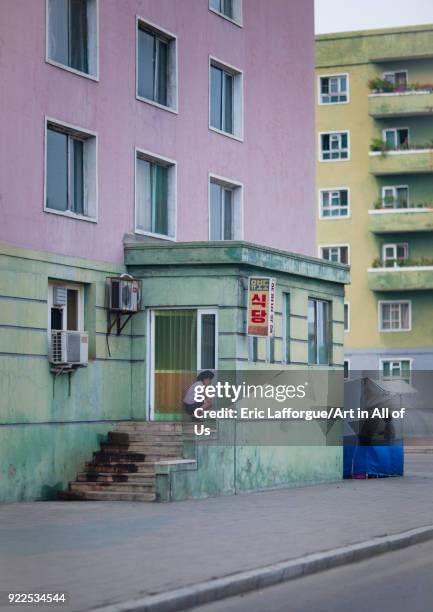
379 301 411 332
320 245 349 265
383 71 408 90
45 121 97 220
344 303 350 332
209 0 242 24
320 132 349 161
137 20 177 110
209 177 242 240
383 128 409 150
49 281 84 332
47 0 97 77
267 337 275 364
248 336 258 363
320 189 349 218
382 186 409 209
382 243 408 267
210 0 232 19
382 359 411 382
319 74 348 104
344 360 350 380
308 299 330 365
210 58 243 138
283 292 290 363
198 311 217 370
135 151 176 239
210 65 233 133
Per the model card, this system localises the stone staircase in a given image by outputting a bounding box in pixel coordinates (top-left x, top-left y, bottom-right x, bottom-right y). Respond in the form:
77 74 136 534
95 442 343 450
59 421 192 502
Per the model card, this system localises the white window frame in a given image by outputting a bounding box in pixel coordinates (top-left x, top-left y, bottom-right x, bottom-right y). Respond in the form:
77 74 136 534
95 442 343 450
47 280 85 355
209 55 244 142
382 127 410 149
344 302 350 333
135 16 178 114
308 297 331 366
319 187 350 219
282 292 290 364
380 357 412 382
379 300 411 332
197 308 219 371
44 117 98 223
134 147 177 241
318 73 350 105
319 244 350 265
382 70 408 86
208 0 243 26
319 131 350 162
382 243 409 267
148 307 219 420
45 0 99 81
381 185 409 208
208 173 243 241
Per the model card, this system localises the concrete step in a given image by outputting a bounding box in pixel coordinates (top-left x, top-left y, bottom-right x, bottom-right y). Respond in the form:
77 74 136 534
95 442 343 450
77 472 155 483
59 490 156 502
85 462 154 474
116 422 183 432
100 443 183 455
70 481 155 493
108 432 184 444
92 452 147 463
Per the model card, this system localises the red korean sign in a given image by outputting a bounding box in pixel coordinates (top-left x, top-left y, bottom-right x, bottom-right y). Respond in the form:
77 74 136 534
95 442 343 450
247 277 276 337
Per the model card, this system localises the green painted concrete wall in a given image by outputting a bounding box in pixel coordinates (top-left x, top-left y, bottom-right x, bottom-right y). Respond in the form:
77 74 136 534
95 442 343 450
368 269 433 291
128 242 347 500
369 91 433 118
370 151 433 176
155 420 343 502
1 242 348 502
369 210 433 233
0 244 135 502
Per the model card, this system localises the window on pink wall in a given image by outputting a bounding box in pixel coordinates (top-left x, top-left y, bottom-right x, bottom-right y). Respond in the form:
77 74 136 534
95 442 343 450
209 0 243 24
47 0 98 78
136 19 178 111
45 121 97 221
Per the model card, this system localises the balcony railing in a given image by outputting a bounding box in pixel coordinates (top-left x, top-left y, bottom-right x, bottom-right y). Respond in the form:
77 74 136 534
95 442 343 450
369 90 433 118
369 149 433 175
368 265 433 291
368 208 433 233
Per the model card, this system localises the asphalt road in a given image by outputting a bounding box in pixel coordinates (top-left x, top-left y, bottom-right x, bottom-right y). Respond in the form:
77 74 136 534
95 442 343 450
194 454 433 612
195 537 433 612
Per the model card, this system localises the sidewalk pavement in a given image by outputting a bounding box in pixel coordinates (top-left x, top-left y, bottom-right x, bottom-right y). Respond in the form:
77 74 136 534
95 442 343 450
1 455 433 612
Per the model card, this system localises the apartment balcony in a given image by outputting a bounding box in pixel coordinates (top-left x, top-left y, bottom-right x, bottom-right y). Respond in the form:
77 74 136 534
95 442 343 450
368 208 433 233
369 91 433 118
368 266 433 291
369 149 433 175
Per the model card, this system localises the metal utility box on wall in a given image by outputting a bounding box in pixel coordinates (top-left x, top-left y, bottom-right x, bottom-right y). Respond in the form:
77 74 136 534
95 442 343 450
106 274 142 335
49 331 89 366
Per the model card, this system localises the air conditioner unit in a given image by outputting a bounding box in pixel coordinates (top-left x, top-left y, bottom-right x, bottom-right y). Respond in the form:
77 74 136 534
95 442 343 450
108 276 141 313
50 331 88 366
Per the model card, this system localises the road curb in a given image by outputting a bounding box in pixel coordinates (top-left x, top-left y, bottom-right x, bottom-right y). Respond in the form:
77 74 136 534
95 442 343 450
91 524 433 612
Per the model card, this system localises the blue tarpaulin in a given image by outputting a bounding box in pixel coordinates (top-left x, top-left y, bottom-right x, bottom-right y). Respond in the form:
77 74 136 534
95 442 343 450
343 439 404 478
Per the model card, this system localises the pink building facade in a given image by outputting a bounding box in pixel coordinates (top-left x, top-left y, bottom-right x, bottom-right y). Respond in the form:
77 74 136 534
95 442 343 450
1 0 315 262
0 1 350 502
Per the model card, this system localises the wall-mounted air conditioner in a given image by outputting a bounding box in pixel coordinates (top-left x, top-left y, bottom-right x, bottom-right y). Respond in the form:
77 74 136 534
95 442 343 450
108 276 141 313
49 331 88 366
